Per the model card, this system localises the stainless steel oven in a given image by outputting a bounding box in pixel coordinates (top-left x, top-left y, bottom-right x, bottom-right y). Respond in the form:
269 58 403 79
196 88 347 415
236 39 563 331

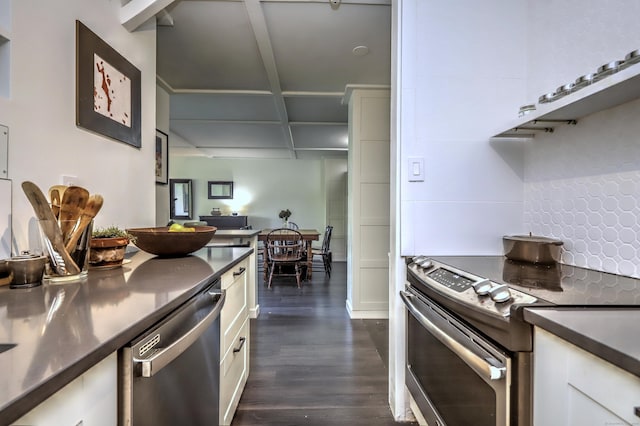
402 257 539 426
402 255 640 426
401 288 511 426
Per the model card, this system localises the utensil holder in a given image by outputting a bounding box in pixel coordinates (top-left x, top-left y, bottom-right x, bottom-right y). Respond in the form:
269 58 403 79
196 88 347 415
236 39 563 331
40 220 92 282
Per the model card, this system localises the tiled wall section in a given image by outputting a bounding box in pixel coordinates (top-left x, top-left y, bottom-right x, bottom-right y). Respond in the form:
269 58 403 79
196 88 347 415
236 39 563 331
524 98 640 278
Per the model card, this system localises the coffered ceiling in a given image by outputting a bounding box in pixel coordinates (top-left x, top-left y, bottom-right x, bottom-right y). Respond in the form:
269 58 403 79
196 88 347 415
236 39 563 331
152 0 391 159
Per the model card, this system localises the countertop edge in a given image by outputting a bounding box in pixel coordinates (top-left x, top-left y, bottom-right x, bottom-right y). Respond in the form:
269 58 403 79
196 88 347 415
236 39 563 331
523 307 640 378
0 247 253 425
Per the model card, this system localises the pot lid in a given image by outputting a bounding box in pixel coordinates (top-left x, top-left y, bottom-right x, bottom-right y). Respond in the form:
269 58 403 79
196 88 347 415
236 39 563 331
503 234 563 245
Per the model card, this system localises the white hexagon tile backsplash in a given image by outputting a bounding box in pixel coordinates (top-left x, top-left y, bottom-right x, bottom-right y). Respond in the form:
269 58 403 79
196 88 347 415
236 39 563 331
523 98 640 279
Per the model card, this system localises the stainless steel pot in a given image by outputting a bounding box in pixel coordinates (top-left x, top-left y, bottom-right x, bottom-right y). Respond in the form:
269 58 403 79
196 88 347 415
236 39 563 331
503 234 563 264
7 254 48 288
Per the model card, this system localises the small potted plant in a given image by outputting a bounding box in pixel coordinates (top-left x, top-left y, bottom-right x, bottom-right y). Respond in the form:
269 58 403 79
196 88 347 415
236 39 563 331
90 226 135 268
278 209 291 226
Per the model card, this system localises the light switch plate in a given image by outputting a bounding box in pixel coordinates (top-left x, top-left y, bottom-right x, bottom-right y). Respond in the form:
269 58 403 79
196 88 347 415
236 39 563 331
408 157 425 182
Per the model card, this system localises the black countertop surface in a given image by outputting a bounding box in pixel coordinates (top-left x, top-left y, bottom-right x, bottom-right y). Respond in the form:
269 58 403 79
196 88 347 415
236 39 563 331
0 246 252 425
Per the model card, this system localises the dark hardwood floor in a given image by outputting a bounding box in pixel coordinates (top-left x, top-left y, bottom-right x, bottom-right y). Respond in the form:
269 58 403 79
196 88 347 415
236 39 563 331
231 261 416 425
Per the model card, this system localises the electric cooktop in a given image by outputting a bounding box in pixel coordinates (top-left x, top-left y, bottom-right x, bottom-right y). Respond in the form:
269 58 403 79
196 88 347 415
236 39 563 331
428 256 640 306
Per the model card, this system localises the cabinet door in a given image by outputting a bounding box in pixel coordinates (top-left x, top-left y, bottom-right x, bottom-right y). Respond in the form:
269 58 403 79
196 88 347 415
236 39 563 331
221 258 249 358
12 352 117 426
220 258 250 425
534 328 640 426
220 317 250 425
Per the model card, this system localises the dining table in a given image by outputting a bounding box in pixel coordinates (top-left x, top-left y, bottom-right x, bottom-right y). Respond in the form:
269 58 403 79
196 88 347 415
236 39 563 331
258 229 320 280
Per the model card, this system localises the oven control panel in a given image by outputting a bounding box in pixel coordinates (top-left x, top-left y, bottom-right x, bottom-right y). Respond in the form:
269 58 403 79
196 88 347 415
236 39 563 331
427 268 475 292
409 256 538 317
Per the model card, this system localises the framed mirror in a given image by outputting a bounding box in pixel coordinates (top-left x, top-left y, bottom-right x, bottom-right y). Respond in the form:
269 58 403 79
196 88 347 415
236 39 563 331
170 179 193 219
208 181 233 199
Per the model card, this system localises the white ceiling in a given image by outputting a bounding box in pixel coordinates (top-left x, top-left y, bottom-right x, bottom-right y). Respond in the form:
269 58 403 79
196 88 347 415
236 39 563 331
155 0 391 160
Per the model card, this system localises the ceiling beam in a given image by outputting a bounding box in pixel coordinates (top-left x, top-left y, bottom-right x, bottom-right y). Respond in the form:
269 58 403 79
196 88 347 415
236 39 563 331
120 0 177 31
244 0 297 159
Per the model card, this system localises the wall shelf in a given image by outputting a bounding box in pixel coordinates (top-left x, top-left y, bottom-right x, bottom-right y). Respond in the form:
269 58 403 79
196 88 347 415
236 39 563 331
491 64 640 138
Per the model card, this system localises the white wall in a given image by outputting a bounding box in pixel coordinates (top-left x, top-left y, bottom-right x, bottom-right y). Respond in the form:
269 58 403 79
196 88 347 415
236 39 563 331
0 0 157 253
170 156 326 232
399 0 528 256
523 0 640 278
156 85 171 226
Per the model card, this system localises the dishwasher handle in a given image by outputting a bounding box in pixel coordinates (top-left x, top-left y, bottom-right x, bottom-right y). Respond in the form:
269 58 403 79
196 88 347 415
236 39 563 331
134 289 226 378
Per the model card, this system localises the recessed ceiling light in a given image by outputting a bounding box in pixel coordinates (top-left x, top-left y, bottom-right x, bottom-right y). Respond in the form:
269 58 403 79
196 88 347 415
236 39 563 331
352 46 369 56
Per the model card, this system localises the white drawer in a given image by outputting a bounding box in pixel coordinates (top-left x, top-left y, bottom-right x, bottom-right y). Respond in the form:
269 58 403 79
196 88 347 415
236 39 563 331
221 258 249 356
220 317 249 426
221 258 248 289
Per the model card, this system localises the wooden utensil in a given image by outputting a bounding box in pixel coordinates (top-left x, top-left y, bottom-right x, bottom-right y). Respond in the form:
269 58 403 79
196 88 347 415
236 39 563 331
48 185 67 219
65 194 104 253
58 186 90 242
21 181 81 275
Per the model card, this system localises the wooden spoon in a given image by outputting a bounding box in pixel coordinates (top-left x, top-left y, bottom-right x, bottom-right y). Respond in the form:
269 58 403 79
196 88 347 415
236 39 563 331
21 181 81 275
65 194 104 253
58 186 90 243
48 185 67 218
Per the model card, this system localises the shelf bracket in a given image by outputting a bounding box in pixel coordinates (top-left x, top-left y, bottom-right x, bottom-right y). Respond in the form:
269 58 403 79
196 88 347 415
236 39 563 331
531 119 578 126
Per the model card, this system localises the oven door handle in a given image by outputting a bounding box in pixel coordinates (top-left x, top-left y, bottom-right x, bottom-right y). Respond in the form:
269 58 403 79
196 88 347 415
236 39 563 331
400 290 506 381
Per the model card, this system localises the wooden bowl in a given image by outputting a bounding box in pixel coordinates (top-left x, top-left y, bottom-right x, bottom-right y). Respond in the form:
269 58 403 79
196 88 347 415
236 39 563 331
126 226 217 257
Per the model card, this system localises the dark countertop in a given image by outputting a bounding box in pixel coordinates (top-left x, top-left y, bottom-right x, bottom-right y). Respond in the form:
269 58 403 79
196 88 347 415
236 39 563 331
524 307 640 377
0 246 252 425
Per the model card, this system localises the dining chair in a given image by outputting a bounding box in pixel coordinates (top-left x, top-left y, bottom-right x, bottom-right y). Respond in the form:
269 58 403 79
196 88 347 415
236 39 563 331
312 225 333 276
266 228 305 288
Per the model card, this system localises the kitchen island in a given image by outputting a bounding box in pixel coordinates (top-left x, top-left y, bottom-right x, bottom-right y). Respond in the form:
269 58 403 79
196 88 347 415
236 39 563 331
0 246 252 425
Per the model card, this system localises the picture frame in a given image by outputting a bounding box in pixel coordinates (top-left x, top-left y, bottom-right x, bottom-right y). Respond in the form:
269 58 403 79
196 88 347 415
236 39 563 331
208 181 234 199
76 20 141 148
155 130 169 184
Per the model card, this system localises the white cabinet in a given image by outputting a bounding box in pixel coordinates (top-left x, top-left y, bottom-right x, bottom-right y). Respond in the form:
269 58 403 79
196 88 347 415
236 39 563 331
12 352 117 426
210 232 260 318
220 258 250 425
533 327 640 426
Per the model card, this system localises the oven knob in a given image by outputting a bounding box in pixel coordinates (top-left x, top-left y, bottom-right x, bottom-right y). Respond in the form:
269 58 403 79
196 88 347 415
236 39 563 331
489 284 512 303
411 256 426 265
418 259 432 270
472 279 492 296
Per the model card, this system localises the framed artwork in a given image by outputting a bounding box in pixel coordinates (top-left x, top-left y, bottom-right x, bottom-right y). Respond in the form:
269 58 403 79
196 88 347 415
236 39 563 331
155 130 169 184
208 181 234 199
76 20 141 148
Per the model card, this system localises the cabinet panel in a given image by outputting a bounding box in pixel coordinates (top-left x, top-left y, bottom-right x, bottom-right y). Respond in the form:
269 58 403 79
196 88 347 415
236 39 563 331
221 259 248 357
12 352 117 426
220 317 249 426
219 256 250 425
534 328 640 426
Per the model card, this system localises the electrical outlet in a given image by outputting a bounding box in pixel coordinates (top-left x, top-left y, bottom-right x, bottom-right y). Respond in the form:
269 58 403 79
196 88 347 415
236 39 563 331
62 175 78 186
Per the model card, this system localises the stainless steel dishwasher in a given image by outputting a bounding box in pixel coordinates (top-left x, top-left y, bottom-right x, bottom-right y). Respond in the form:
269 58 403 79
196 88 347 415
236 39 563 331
119 279 225 426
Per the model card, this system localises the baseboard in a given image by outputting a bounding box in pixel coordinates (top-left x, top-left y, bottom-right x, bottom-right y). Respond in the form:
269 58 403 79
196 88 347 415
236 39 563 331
249 304 260 319
345 299 389 319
